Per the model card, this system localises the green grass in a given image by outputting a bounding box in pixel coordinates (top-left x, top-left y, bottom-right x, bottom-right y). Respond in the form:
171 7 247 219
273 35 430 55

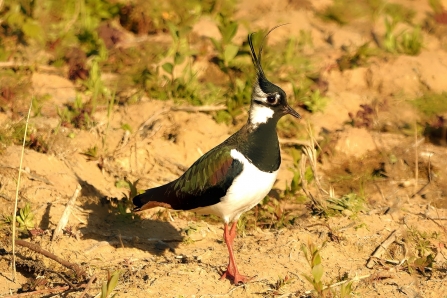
318 0 415 25
411 92 447 118
383 18 423 55
0 120 50 154
0 0 327 129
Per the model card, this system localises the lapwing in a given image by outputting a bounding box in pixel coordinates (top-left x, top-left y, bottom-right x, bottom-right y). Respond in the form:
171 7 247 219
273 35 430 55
133 26 301 284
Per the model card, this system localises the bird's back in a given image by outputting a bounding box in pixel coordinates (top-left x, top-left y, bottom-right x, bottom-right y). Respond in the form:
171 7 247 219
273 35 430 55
133 134 244 211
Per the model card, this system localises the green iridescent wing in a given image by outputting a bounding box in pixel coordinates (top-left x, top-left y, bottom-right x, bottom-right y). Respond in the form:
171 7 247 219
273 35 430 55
173 146 237 195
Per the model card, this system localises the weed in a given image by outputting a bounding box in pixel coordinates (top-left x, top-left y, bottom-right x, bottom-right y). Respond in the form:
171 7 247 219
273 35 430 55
267 275 293 295
121 123 132 132
0 121 49 154
383 18 423 55
0 70 31 115
301 90 328 113
101 270 120 298
383 3 415 25
31 95 50 117
318 0 382 25
339 280 354 298
299 134 370 218
399 26 423 55
284 147 312 201
58 95 95 129
301 241 355 297
318 0 414 26
291 74 329 114
210 16 241 80
26 133 49 153
284 168 302 199
326 193 367 216
429 0 444 14
82 145 99 160
411 92 447 118
404 227 438 276
107 179 139 220
337 43 377 71
84 52 111 110
4 203 35 233
301 241 326 296
267 36 314 83
348 104 376 128
1 1 45 45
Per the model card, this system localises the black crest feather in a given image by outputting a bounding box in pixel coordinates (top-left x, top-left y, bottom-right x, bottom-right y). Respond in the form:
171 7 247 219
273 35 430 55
248 24 289 79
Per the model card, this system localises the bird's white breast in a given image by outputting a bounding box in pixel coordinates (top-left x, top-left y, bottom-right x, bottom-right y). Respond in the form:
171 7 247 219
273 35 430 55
194 149 278 223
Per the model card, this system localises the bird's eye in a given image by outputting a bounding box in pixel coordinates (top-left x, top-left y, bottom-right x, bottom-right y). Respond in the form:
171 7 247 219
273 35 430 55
266 94 278 104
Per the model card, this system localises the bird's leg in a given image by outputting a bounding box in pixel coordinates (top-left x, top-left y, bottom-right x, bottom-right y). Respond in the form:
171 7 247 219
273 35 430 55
220 222 251 284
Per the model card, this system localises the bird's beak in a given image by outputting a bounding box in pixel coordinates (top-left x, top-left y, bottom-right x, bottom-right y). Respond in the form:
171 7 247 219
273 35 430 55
284 105 301 119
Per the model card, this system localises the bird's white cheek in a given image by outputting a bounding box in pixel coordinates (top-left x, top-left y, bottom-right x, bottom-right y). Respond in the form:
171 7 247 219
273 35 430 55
249 104 274 127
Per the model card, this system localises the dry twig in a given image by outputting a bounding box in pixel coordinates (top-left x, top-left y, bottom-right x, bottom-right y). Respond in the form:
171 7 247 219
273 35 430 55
15 239 86 277
78 274 97 298
170 104 227 112
411 153 432 198
0 61 57 72
138 108 170 132
12 100 32 281
366 230 399 269
3 286 71 298
278 138 311 147
52 184 82 241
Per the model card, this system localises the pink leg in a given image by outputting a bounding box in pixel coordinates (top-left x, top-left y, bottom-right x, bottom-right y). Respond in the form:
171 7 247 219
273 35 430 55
220 222 251 284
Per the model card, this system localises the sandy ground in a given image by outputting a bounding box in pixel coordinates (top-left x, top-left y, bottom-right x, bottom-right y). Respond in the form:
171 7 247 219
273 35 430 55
1 0 447 297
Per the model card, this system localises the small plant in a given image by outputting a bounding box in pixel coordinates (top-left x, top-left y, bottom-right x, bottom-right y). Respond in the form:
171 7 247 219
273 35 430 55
284 147 312 201
383 3 416 25
4 203 35 232
84 52 111 110
318 0 382 25
284 168 302 198
121 123 132 132
101 270 120 298
348 104 376 128
108 179 139 220
301 241 326 296
411 92 447 118
383 18 423 55
404 227 438 276
301 89 328 113
339 280 354 298
337 43 376 71
82 145 99 160
319 0 414 26
399 26 423 55
58 95 95 129
1 1 45 45
326 193 367 215
210 17 241 79
0 121 48 153
268 275 293 295
31 95 50 117
16 203 35 232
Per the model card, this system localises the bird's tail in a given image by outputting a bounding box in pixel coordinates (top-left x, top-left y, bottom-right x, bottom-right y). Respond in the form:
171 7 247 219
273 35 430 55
132 184 174 211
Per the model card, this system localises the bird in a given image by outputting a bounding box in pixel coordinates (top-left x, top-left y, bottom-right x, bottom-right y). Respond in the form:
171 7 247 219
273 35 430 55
133 26 301 284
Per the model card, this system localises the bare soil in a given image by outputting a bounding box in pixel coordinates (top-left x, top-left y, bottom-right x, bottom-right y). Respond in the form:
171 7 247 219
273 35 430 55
1 0 447 297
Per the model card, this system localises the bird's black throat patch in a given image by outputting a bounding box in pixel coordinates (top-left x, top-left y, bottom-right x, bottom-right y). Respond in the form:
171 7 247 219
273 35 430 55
237 119 280 173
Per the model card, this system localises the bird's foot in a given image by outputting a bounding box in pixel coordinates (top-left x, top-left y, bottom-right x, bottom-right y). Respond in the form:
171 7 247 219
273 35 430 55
220 269 252 284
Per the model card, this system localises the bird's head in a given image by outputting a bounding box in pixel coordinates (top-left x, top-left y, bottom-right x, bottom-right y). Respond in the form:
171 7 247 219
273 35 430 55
248 26 301 127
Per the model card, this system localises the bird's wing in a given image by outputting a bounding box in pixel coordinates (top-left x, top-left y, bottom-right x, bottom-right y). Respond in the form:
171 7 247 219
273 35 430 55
173 147 237 195
134 146 243 211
